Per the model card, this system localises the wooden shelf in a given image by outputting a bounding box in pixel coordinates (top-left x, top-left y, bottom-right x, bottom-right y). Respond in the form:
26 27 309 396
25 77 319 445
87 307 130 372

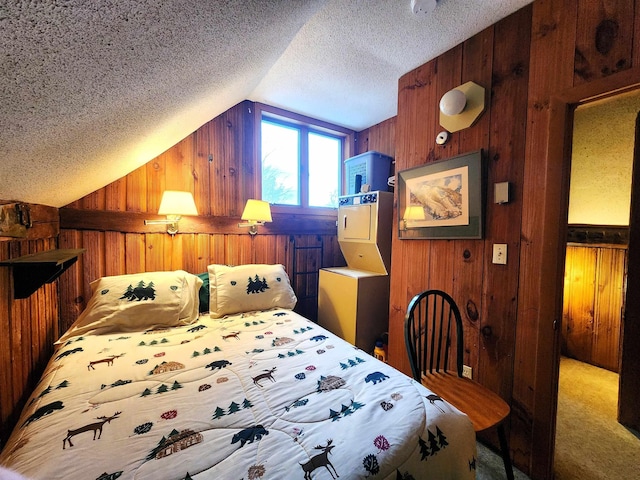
0 248 85 299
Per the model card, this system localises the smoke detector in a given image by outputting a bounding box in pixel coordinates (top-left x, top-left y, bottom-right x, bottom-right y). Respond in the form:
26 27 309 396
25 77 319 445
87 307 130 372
411 0 437 14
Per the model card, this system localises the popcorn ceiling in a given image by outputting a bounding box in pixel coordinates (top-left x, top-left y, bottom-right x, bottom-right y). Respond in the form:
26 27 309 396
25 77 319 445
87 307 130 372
0 0 531 207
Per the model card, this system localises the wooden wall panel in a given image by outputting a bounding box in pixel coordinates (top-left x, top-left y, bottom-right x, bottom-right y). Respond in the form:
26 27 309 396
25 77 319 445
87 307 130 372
127 164 149 213
144 233 167 271
0 236 60 448
355 116 396 158
194 234 211 272
165 135 196 193
562 244 625 372
0 242 13 445
455 26 493 401
388 59 439 377
57 230 84 333
56 101 344 334
194 127 212 216
388 1 640 477
209 235 226 265
478 8 530 413
145 156 164 213
594 247 625 371
104 231 126 276
574 0 635 84
7 2 639 475
105 177 127 211
514 0 577 475
563 245 597 359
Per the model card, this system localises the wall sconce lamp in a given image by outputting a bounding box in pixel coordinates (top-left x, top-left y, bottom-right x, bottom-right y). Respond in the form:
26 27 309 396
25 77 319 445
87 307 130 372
439 81 486 133
238 199 272 235
144 190 198 235
401 205 425 230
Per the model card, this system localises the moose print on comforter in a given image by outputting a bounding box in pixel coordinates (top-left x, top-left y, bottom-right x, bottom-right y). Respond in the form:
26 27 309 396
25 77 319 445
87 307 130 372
0 309 476 479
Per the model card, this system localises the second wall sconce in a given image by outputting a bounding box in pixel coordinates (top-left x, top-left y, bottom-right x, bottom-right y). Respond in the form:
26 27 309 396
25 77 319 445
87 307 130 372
144 190 198 235
439 81 486 133
238 199 272 235
401 204 426 230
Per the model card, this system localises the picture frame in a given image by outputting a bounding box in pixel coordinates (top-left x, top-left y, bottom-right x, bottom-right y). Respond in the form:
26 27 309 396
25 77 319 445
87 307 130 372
397 149 485 240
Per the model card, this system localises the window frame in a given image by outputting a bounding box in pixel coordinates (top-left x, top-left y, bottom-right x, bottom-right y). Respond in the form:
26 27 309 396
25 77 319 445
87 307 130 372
255 103 355 216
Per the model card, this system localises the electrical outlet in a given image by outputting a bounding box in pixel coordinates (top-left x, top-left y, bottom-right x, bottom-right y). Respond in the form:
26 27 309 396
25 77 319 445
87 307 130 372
492 244 507 264
462 365 473 379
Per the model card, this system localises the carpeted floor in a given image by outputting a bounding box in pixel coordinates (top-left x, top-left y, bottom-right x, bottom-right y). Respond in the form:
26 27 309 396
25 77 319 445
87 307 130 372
476 356 640 480
476 441 530 479
554 356 640 480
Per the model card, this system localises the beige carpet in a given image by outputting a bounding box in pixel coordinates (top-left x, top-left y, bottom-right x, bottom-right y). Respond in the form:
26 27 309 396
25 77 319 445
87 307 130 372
476 441 530 479
555 356 640 480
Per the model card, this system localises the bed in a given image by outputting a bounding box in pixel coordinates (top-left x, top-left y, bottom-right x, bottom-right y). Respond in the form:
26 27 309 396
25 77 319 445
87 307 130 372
0 265 476 479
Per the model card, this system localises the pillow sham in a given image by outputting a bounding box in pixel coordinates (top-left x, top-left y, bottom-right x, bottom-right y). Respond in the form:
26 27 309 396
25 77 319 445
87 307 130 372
208 263 297 318
56 270 202 343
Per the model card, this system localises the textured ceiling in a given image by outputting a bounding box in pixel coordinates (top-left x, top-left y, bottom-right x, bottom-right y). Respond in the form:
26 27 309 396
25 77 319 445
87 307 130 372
0 0 532 207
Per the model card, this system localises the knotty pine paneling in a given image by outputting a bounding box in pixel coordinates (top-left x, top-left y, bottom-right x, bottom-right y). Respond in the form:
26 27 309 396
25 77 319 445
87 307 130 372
0 237 61 449
563 245 597 360
390 1 529 452
516 0 579 475
563 244 625 372
58 230 342 332
7 2 639 476
594 246 625 371
355 117 396 158
389 1 640 478
574 0 635 84
58 100 346 332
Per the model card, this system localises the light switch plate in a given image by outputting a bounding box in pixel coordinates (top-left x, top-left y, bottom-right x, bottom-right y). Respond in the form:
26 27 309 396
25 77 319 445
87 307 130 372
493 244 507 264
495 182 510 204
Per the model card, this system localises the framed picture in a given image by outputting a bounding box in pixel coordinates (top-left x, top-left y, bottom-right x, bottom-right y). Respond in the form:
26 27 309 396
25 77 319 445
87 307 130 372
398 149 485 239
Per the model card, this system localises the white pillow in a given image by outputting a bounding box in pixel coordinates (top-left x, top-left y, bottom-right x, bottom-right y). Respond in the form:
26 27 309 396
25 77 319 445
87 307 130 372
208 264 297 318
56 270 202 343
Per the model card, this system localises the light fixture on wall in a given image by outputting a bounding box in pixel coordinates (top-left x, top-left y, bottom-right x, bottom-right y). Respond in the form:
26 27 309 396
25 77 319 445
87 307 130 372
439 81 486 133
144 190 198 235
401 205 425 230
238 199 272 235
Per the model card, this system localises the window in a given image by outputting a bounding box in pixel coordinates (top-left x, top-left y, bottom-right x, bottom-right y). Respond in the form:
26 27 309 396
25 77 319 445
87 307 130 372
259 106 352 210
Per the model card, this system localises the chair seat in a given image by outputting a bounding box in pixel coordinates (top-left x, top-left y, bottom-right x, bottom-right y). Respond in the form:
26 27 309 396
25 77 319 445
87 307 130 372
421 372 510 432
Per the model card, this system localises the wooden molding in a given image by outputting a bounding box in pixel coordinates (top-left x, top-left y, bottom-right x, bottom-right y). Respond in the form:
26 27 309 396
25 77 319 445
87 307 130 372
59 208 339 236
567 224 629 245
0 203 59 241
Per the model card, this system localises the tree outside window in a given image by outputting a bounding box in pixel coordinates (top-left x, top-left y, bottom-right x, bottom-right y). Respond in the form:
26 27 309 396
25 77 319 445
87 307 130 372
260 114 344 209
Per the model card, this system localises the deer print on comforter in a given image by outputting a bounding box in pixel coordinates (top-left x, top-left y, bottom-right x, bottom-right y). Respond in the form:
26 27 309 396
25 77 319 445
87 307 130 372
0 309 476 479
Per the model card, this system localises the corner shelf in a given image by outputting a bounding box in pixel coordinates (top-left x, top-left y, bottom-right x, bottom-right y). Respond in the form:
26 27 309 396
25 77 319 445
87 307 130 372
0 248 85 299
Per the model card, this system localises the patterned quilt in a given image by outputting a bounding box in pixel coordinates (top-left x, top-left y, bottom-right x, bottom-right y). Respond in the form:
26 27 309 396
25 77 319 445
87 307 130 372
0 309 476 479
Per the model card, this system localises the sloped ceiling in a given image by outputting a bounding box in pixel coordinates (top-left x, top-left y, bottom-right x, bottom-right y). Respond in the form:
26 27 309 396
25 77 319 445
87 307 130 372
0 0 532 208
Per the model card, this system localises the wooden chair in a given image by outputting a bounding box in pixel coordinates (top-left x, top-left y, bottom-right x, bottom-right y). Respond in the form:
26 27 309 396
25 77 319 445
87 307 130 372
404 289 514 480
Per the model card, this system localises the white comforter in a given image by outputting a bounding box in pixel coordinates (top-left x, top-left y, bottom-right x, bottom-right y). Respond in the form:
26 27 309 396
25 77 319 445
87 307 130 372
0 309 476 479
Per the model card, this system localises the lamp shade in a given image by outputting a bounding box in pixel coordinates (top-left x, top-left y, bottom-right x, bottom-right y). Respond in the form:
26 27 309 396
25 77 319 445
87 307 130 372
404 205 426 221
439 88 467 116
439 81 486 133
241 199 272 223
157 191 198 216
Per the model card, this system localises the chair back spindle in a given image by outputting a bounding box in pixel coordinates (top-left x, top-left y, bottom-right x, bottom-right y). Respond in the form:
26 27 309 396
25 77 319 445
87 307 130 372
404 290 464 379
403 289 515 480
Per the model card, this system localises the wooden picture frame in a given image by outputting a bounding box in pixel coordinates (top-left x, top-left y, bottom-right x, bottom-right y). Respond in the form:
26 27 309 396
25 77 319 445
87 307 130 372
398 149 485 239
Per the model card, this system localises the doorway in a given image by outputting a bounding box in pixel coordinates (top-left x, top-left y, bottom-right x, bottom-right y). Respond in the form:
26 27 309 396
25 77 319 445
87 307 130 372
555 89 640 479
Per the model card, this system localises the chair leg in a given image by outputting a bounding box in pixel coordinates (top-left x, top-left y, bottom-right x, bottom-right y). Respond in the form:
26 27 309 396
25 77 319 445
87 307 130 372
497 424 514 480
